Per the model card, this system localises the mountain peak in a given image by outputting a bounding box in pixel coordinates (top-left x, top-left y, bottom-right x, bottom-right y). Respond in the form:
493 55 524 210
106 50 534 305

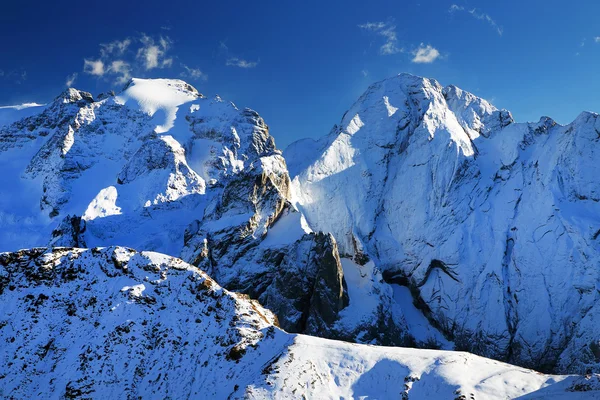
54 87 94 105
121 77 202 97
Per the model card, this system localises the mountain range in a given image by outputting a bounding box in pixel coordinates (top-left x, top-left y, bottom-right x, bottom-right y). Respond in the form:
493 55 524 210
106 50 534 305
1 74 600 398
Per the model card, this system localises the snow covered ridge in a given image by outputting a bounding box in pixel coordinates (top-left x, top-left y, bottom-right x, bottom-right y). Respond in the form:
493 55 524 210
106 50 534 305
288 72 600 373
1 246 599 399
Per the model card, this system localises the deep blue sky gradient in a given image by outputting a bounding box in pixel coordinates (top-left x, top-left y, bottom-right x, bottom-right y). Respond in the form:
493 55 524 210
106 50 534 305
1 0 599 147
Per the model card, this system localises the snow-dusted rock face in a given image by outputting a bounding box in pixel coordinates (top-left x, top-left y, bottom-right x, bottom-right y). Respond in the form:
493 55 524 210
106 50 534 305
288 73 600 373
0 246 281 398
0 246 597 399
0 78 349 337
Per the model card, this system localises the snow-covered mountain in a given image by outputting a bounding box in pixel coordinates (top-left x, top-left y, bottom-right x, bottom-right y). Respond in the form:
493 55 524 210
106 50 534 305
1 246 598 399
0 78 348 339
2 72 600 395
287 73 600 374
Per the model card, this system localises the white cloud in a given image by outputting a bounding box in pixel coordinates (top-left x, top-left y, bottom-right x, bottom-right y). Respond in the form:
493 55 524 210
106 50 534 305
226 57 259 68
107 60 131 84
137 34 173 70
82 33 187 86
65 73 78 87
361 69 369 77
358 22 387 30
84 59 105 76
358 21 403 55
595 37 600 43
100 38 131 57
181 64 207 80
411 44 441 63
449 5 503 36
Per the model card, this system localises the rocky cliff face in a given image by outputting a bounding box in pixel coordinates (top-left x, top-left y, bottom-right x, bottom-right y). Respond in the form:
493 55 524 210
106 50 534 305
287 73 600 373
0 78 349 339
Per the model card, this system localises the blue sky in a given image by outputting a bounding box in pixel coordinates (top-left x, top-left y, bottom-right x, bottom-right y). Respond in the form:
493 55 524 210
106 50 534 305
2 0 600 148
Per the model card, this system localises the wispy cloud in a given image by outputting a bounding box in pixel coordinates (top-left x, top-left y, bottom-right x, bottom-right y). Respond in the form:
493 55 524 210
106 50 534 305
219 41 229 54
137 35 173 70
84 59 105 76
412 44 441 63
361 69 369 77
358 21 403 55
100 38 132 57
107 60 131 84
65 73 78 87
181 64 207 80
82 33 178 85
595 37 600 43
449 5 503 36
226 57 259 68
219 41 259 68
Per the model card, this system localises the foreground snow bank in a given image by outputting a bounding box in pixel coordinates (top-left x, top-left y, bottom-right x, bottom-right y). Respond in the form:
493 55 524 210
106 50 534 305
0 247 598 399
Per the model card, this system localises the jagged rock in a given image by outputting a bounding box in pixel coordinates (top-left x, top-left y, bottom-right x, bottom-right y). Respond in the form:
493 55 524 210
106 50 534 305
115 135 206 207
49 215 86 247
303 232 349 335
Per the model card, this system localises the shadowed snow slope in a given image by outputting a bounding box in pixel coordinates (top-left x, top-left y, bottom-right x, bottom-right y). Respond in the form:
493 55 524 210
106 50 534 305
287 72 600 373
1 247 598 399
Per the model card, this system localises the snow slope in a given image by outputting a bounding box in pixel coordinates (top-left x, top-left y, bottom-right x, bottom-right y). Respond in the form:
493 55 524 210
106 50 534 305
287 73 600 373
1 246 598 399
